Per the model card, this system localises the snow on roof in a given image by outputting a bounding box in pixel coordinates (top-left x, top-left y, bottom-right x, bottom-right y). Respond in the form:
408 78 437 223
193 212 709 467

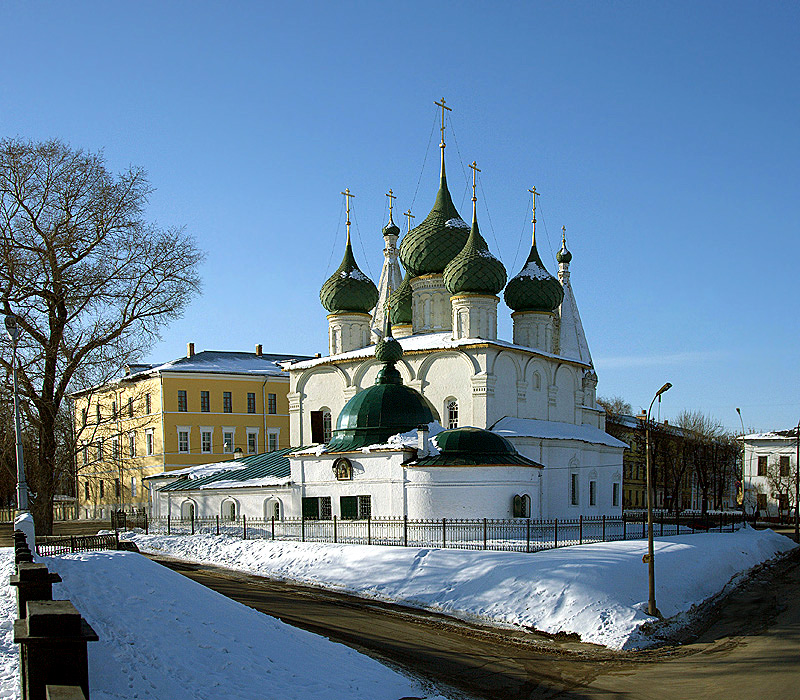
282 332 591 371
135 350 312 378
744 428 799 440
360 421 444 453
492 417 628 449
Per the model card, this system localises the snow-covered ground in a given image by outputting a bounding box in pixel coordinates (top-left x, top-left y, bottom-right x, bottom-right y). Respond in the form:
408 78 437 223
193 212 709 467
124 525 796 650
0 548 449 700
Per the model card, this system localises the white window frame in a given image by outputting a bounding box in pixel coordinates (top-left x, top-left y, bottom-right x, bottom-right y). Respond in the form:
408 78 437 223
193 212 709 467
200 427 214 454
246 428 259 454
267 428 280 452
177 426 191 454
445 398 459 430
128 431 136 458
145 429 154 456
570 472 579 506
131 476 137 498
222 427 235 454
612 482 620 507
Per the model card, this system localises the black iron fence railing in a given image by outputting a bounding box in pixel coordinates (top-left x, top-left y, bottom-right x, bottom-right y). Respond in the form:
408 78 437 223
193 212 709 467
122 510 743 554
36 533 119 557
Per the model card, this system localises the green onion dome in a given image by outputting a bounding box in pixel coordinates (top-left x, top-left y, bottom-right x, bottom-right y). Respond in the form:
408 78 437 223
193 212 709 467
382 218 400 237
399 171 470 277
388 272 413 326
443 211 507 296
320 234 379 314
556 239 572 264
503 240 564 313
325 338 439 452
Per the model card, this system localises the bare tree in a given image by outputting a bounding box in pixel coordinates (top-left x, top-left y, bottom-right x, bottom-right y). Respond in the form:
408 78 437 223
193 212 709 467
597 395 633 416
0 138 204 533
765 455 797 522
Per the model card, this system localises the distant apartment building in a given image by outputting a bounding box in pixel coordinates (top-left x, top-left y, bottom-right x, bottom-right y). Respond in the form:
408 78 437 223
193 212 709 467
71 343 312 518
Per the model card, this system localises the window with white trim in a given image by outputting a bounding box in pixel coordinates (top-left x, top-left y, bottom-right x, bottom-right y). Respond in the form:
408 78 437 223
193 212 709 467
589 480 597 506
612 482 620 507
446 399 458 430
268 430 279 452
178 431 189 453
322 411 332 443
570 473 579 506
247 429 258 454
131 476 137 498
112 437 119 459
128 432 135 458
268 393 277 414
145 429 154 456
201 429 213 454
223 430 235 453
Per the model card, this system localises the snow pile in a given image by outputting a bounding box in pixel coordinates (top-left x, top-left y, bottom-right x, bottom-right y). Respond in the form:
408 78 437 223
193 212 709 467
0 548 447 700
0 553 19 699
362 421 445 453
126 526 795 650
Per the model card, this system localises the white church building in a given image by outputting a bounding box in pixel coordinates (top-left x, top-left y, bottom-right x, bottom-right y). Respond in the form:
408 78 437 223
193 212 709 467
149 108 626 522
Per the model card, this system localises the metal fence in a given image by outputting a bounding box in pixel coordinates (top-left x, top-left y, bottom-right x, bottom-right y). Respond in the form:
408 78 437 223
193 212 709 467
36 532 120 557
131 510 743 554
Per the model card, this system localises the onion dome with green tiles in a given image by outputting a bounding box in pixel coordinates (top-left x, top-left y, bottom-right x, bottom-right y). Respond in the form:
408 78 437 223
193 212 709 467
388 272 413 326
325 337 439 452
443 209 507 296
556 234 572 264
398 166 470 277
320 233 379 314
415 426 543 466
382 218 400 237
504 240 564 312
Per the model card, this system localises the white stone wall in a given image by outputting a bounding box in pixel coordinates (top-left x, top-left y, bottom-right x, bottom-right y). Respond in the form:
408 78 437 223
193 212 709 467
743 437 798 517
327 313 372 355
450 295 499 340
411 275 452 334
512 310 555 352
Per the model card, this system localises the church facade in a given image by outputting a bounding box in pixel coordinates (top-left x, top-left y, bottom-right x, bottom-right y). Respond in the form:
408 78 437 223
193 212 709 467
283 112 625 520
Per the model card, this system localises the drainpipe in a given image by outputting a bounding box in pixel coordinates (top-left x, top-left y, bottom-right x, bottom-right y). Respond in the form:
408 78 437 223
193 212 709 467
262 377 269 453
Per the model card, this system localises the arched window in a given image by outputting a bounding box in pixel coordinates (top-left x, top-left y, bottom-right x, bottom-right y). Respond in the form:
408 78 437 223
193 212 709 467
512 494 531 518
322 409 332 442
181 501 195 521
446 399 458 430
264 498 281 520
532 371 541 390
221 499 237 521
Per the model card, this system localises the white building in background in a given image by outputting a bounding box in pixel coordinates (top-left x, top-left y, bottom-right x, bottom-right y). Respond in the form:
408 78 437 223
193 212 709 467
742 428 799 518
148 107 626 522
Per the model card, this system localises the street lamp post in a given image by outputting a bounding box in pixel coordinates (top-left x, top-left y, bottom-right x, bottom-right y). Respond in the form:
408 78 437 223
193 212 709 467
736 408 747 521
646 381 671 618
4 312 35 551
795 420 799 543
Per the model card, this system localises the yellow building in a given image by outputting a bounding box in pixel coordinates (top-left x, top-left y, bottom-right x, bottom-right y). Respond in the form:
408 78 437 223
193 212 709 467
71 343 312 518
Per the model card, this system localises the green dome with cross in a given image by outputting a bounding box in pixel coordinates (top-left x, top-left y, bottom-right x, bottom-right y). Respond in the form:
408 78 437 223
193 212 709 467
320 234 379 315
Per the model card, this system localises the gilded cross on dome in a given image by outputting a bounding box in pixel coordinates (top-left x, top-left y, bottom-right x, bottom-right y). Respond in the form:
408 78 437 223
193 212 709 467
528 186 540 244
341 188 355 241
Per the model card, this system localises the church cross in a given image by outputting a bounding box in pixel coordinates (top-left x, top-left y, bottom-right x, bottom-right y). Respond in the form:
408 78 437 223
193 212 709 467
341 188 355 241
562 225 567 246
404 209 415 233
434 97 452 148
528 186 540 244
386 189 396 220
469 161 481 203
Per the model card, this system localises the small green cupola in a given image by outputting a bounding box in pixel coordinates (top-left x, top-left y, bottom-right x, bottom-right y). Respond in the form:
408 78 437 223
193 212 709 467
504 186 564 313
414 426 543 467
443 162 507 296
320 190 379 315
399 103 469 277
325 335 439 452
556 225 572 264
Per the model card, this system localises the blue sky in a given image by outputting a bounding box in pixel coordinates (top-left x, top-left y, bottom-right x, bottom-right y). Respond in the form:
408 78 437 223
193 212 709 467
2 1 798 432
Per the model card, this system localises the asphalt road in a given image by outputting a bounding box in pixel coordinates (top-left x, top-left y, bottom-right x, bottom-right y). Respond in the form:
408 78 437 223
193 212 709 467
149 546 800 700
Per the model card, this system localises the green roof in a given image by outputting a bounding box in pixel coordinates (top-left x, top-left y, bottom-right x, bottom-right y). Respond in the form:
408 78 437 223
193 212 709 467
443 211 507 296
158 448 307 491
398 167 469 277
325 338 439 452
414 427 543 467
388 272 413 326
504 241 564 313
320 235 379 314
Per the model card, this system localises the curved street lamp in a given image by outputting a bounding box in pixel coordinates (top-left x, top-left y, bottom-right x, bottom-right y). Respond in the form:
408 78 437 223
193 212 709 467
646 381 671 618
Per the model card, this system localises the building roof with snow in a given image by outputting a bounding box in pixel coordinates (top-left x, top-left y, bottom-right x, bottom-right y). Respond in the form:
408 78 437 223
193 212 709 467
492 416 628 449
152 448 308 491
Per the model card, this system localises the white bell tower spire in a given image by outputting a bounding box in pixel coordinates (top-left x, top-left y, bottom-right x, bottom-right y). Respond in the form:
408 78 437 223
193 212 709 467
371 189 403 343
